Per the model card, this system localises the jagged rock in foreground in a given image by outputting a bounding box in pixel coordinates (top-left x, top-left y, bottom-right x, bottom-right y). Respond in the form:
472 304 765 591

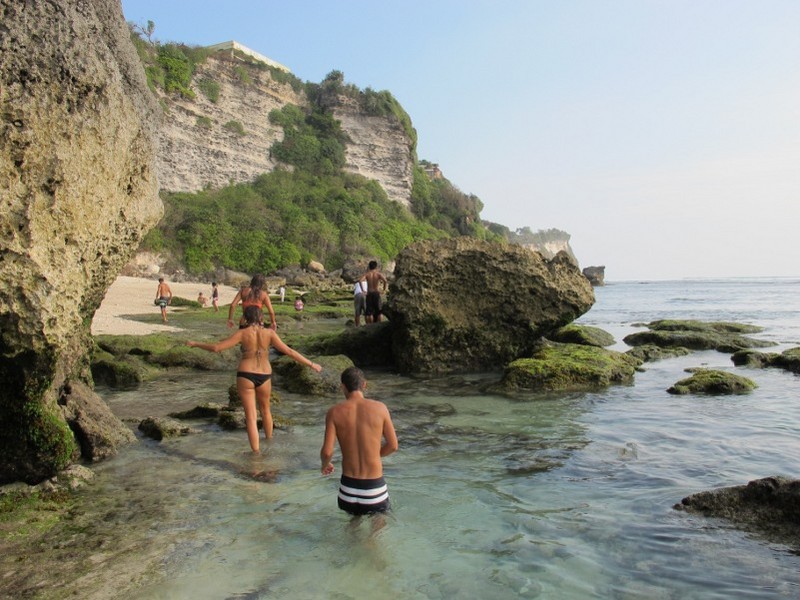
675 476 800 549
387 238 595 374
0 0 161 483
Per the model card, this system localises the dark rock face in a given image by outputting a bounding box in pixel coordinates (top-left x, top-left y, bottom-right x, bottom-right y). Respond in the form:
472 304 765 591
0 0 160 483
387 238 595 374
582 266 605 286
675 476 800 549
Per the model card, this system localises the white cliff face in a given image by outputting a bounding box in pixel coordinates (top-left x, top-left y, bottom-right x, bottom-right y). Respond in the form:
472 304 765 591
332 96 414 208
521 240 578 263
155 56 306 193
156 57 415 208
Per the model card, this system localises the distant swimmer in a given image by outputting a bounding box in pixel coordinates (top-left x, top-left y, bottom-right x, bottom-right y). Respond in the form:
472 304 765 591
320 367 398 515
188 306 321 453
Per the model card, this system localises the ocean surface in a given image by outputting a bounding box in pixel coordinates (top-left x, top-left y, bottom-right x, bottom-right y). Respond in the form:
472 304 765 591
90 277 800 599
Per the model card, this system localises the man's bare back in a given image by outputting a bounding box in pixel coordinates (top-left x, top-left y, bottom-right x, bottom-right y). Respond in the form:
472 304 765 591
321 367 398 515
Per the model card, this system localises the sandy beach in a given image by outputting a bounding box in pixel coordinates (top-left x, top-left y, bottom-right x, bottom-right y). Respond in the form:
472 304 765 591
90 275 241 336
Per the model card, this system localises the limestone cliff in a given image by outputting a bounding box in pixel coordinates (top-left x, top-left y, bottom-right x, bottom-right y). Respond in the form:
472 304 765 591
330 95 414 207
155 55 414 206
0 0 161 483
155 55 306 192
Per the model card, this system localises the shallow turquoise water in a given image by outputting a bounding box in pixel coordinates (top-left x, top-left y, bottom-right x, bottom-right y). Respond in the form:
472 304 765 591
93 278 800 599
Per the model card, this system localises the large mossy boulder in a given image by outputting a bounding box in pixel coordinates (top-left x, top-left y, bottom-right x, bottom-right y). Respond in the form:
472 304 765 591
624 320 775 353
0 0 160 483
499 343 639 392
675 476 800 548
667 369 757 395
387 238 594 374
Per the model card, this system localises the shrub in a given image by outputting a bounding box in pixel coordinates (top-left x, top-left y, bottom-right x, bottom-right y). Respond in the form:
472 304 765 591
196 115 212 129
197 77 220 103
223 120 246 136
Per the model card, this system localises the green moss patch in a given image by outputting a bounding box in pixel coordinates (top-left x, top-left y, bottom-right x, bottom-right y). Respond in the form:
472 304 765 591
548 324 615 347
500 343 638 392
667 369 757 395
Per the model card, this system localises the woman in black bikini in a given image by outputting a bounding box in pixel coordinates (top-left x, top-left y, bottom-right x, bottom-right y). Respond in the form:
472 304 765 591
187 306 322 452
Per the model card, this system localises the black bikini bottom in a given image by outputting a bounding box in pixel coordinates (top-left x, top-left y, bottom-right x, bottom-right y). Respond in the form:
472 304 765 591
236 371 272 388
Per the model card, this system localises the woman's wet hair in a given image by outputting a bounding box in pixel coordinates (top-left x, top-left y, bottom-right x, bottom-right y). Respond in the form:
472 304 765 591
247 274 265 302
242 305 263 326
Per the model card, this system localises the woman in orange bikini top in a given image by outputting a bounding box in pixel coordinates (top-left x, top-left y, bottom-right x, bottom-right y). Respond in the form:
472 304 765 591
227 274 277 330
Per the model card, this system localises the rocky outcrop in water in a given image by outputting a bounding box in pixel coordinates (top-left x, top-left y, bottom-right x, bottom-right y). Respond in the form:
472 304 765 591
582 266 605 286
666 369 757 395
0 0 161 483
731 347 800 373
387 238 595 374
624 320 775 353
675 476 800 549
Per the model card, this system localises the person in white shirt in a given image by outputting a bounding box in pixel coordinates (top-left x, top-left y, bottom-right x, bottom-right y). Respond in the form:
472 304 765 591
353 280 367 326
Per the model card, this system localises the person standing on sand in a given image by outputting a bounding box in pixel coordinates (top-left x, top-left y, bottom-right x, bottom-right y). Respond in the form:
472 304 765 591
155 277 172 323
279 285 286 303
188 306 322 453
320 367 398 515
211 282 220 312
228 274 277 330
360 260 388 324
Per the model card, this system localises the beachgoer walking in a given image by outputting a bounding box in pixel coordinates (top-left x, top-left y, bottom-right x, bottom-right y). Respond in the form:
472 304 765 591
188 306 321 452
228 274 277 330
353 280 367 326
155 277 172 323
211 282 220 312
320 367 398 515
279 285 286 303
361 260 388 324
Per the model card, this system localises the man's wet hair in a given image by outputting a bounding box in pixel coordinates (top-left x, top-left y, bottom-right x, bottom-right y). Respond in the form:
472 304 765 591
341 366 366 392
368 260 378 270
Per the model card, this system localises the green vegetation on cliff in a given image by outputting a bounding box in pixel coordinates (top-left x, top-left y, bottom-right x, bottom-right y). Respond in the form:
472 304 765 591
142 170 445 275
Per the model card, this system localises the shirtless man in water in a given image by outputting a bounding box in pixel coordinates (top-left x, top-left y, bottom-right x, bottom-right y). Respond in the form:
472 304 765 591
321 367 398 515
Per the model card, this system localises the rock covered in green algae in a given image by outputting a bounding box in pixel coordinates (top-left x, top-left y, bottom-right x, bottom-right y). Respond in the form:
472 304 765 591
666 369 757 395
675 476 800 549
499 343 639 392
625 344 692 363
547 324 615 347
624 319 775 353
272 354 352 395
732 347 800 374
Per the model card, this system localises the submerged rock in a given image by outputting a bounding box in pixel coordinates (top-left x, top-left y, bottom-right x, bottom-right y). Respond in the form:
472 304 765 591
624 320 774 353
138 417 198 441
272 354 351 395
667 369 757 395
387 238 594 374
675 476 800 549
499 343 639 392
548 324 615 347
303 321 394 367
625 344 692 363
169 403 226 420
0 0 160 483
732 347 800 374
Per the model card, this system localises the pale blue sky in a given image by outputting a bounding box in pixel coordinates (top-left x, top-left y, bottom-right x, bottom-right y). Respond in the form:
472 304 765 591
121 0 800 280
